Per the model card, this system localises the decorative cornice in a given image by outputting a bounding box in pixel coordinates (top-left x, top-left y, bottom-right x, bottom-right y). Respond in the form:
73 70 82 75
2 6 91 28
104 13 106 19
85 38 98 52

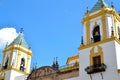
3 45 32 56
78 37 119 50
82 8 120 24
0 67 29 75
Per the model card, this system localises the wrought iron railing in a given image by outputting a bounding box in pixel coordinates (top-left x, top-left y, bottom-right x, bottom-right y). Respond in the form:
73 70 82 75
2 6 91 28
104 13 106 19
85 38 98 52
59 62 79 72
85 63 107 74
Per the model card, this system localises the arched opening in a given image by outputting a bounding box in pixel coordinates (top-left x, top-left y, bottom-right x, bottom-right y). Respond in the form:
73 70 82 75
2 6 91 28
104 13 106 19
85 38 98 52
93 25 101 42
20 58 25 71
4 57 9 69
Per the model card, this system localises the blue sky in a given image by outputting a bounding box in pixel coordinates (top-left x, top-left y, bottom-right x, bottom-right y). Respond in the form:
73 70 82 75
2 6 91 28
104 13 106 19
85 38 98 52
0 0 120 68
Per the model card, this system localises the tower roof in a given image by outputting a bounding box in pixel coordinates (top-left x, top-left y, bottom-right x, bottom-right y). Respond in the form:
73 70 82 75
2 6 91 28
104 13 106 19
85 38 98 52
8 33 29 49
90 0 109 13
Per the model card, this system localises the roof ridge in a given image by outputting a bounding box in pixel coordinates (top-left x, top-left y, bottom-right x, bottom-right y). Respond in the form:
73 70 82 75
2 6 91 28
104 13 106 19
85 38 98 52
89 0 109 13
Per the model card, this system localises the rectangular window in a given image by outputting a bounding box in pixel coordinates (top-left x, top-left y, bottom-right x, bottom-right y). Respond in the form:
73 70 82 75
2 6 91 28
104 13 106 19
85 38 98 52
93 56 101 67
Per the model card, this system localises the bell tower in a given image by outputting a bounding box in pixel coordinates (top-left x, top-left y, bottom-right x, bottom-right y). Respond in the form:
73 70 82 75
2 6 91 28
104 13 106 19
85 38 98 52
0 29 32 80
79 0 120 80
81 0 120 45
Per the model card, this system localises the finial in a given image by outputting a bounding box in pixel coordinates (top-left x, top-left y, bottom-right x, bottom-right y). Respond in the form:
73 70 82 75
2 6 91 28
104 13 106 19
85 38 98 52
35 62 37 69
52 57 59 69
5 42 8 48
81 36 84 45
111 26 114 36
52 57 56 68
29 46 31 49
20 28 24 33
0 64 1 70
100 0 104 3
101 4 104 8
55 57 58 64
32 62 37 70
118 11 120 16
101 0 105 7
111 1 114 8
55 57 59 69
32 64 35 71
53 57 55 63
101 0 105 2
86 7 89 14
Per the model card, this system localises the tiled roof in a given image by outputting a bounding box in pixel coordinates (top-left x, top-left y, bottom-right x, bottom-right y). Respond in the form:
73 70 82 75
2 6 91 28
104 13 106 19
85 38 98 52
8 33 29 49
90 0 109 13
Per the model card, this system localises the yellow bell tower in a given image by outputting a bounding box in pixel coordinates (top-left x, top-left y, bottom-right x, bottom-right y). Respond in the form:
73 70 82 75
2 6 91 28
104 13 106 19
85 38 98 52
0 30 32 80
80 0 120 46
78 0 120 80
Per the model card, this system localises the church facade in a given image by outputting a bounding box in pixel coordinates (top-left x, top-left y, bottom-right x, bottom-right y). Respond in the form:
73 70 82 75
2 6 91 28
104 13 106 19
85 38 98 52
1 0 120 80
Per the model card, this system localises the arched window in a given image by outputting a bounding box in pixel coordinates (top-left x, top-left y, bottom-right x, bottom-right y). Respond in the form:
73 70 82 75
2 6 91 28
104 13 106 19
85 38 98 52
20 58 25 71
93 25 101 42
4 57 9 69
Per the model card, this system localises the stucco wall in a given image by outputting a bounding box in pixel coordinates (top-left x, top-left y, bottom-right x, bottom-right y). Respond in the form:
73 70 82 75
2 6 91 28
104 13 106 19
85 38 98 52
79 41 119 80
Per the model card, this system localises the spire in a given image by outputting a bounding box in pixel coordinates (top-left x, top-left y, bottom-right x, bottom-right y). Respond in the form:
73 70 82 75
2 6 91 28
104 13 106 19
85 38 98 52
20 28 24 33
32 63 37 71
55 57 59 69
52 57 59 70
111 1 114 8
86 7 89 14
90 0 109 13
52 57 56 68
81 36 84 45
8 29 29 49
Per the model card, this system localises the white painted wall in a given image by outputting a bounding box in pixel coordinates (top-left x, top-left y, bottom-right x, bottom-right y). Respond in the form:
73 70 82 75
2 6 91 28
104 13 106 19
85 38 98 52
118 74 120 79
69 59 79 64
106 14 113 38
11 50 18 67
5 70 28 80
15 75 27 80
79 41 120 80
83 23 86 45
115 41 120 69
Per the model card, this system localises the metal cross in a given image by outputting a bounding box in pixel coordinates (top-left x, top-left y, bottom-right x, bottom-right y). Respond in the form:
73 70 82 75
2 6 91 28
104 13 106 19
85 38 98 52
20 28 24 33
